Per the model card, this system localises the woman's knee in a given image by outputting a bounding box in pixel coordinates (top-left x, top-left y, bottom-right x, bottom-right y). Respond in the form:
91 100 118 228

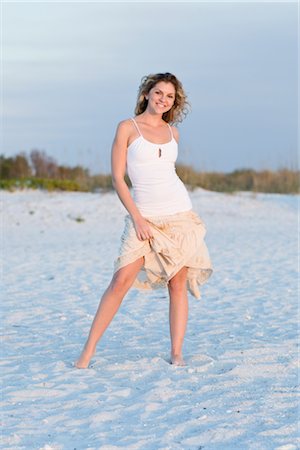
109 272 132 295
168 268 188 296
168 281 187 297
109 258 143 295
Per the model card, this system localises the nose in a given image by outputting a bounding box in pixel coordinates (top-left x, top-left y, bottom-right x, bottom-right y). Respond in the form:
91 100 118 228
159 94 167 103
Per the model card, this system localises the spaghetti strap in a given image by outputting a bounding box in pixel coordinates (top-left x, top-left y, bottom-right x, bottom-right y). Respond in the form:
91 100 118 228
131 118 143 137
167 123 174 139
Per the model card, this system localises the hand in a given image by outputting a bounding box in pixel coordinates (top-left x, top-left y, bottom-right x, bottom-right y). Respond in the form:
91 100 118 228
133 216 153 241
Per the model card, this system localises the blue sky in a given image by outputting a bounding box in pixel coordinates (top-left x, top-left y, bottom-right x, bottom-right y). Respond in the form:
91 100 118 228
2 1 298 173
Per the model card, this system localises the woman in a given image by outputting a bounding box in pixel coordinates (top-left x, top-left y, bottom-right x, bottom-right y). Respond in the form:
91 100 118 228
75 72 212 368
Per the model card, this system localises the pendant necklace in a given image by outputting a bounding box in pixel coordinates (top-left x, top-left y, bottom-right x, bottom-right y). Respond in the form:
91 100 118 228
158 148 162 158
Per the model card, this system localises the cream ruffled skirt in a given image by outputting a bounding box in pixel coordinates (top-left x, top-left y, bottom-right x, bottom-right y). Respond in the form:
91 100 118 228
114 210 213 299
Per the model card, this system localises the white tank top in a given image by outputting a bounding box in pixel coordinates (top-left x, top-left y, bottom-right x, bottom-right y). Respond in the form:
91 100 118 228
126 118 192 217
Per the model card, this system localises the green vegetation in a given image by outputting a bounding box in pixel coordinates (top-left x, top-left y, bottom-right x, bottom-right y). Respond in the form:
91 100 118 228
0 151 298 194
176 165 299 194
0 177 84 192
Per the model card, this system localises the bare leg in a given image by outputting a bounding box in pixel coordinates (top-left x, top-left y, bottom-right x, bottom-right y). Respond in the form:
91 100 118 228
75 257 144 368
168 267 188 366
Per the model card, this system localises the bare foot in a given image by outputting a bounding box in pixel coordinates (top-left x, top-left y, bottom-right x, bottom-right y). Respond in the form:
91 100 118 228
74 347 95 369
170 354 186 366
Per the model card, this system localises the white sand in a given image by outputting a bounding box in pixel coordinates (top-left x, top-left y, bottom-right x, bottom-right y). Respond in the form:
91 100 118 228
1 188 298 450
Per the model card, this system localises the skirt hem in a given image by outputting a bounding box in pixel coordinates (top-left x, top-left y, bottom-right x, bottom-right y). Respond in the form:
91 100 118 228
114 210 213 299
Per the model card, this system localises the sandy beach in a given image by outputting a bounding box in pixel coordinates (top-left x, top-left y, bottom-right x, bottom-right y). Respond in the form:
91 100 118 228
1 188 298 450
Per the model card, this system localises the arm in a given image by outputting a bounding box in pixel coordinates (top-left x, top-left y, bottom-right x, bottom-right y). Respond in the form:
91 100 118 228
111 120 153 241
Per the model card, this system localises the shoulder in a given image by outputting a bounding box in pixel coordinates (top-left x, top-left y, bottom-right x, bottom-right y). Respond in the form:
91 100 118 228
170 125 179 142
113 119 135 144
115 118 134 134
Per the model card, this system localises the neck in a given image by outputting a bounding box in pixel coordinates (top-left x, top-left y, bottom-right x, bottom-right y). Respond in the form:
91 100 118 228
138 111 165 127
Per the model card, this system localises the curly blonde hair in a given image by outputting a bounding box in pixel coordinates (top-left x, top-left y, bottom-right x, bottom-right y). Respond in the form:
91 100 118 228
134 73 190 124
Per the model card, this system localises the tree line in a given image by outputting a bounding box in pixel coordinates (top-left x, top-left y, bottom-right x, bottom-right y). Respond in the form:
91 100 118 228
1 150 89 180
0 150 298 194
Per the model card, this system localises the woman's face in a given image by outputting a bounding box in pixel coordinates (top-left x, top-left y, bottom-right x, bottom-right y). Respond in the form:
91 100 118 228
146 81 176 115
